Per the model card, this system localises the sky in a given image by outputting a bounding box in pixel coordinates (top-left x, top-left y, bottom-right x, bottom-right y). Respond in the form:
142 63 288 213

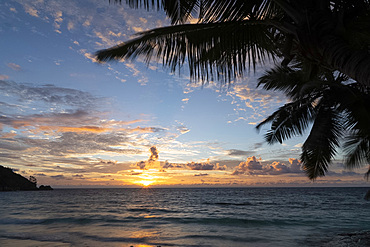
0 0 368 188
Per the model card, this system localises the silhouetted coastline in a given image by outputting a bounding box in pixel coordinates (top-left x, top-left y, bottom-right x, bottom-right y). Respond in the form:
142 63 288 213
0 165 52 191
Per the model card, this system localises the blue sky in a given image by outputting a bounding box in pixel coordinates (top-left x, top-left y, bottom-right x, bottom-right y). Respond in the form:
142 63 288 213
0 0 367 187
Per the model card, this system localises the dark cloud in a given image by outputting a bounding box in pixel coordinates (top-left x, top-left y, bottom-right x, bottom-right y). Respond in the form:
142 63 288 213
50 174 69 180
136 161 146 169
162 161 183 169
0 139 28 151
134 146 161 170
227 149 254 157
252 142 263 149
34 173 46 176
194 173 208 176
186 161 226 171
130 172 142 175
72 174 84 178
21 132 137 156
0 80 102 109
0 110 99 130
326 170 363 177
149 146 158 162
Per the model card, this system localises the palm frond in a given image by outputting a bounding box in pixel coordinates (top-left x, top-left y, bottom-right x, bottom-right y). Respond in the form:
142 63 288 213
256 97 316 144
257 63 331 100
340 84 370 169
96 21 276 83
198 0 279 22
343 133 370 169
301 104 343 180
113 0 280 24
365 165 370 180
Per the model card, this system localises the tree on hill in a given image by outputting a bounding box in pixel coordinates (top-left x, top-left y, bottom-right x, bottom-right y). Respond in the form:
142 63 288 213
96 0 370 179
29 176 37 186
0 165 38 191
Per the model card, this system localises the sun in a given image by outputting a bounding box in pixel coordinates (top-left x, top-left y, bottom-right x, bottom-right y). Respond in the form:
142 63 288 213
139 180 154 187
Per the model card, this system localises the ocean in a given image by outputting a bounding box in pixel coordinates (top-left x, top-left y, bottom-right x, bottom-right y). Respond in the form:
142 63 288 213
0 187 369 247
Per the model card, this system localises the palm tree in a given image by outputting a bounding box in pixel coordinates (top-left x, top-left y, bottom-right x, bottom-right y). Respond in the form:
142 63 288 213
96 0 370 179
97 0 370 87
256 62 370 179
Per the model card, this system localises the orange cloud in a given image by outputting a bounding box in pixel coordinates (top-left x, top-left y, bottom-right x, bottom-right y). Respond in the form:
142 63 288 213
38 125 109 133
127 127 163 133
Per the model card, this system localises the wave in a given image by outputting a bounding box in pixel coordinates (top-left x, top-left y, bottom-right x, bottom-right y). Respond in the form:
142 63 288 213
0 214 322 228
203 201 253 206
127 207 178 214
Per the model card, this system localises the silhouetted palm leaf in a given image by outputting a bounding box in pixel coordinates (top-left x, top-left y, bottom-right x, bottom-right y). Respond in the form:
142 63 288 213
344 135 370 169
103 0 370 87
97 21 276 82
116 0 279 23
256 97 316 144
301 103 343 180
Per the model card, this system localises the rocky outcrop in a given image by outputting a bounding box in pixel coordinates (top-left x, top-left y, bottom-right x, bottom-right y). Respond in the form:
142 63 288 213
39 185 53 190
0 165 53 191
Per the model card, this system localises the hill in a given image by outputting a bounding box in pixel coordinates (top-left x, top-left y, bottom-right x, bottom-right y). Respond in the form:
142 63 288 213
0 165 50 191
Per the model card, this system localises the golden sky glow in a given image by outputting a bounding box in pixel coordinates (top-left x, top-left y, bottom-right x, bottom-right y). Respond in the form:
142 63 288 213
0 0 368 188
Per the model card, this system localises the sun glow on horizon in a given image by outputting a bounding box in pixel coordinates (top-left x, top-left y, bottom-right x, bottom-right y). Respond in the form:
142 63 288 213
139 180 154 187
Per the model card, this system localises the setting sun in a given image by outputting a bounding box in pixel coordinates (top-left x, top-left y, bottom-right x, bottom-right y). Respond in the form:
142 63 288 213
139 180 154 187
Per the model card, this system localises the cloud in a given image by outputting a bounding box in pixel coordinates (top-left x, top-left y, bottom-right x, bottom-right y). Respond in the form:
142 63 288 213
23 4 39 17
134 146 161 170
288 158 302 173
194 173 208 176
227 149 254 157
53 10 63 33
253 142 264 149
149 146 159 162
7 63 21 71
127 126 166 133
50 175 68 180
67 21 74 31
186 160 226 171
0 80 102 109
232 156 303 175
136 161 146 169
34 173 46 176
82 51 98 63
177 126 190 134
225 67 288 122
0 110 101 131
232 156 263 175
0 75 9 80
0 80 164 166
139 17 147 23
132 26 143 32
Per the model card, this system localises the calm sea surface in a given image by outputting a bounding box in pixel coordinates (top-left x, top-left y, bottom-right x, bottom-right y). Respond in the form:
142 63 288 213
0 187 369 247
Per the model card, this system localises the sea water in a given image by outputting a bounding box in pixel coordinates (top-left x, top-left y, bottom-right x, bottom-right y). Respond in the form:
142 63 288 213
0 187 369 247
